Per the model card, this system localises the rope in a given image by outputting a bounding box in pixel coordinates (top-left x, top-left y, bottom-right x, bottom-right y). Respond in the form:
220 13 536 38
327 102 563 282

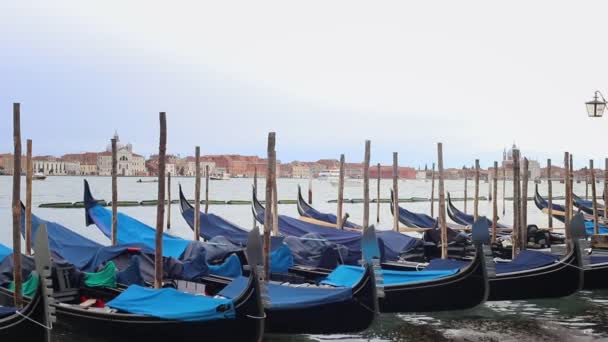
15 310 52 330
246 312 267 320
554 258 588 271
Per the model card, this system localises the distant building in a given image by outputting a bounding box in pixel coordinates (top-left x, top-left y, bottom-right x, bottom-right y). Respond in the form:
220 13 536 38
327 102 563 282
62 152 99 175
369 166 416 179
97 132 147 176
33 156 67 175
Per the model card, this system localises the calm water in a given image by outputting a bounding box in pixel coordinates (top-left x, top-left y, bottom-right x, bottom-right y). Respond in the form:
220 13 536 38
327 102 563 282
1 175 606 341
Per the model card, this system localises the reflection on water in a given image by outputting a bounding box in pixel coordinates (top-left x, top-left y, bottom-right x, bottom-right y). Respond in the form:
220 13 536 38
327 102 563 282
0 176 605 341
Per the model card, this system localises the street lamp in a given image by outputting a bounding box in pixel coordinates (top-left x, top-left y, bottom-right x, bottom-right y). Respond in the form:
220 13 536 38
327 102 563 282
586 91 607 118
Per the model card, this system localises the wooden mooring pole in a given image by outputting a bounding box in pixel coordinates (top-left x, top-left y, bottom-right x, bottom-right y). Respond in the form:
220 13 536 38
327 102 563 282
512 148 521 259
12 103 23 307
308 175 313 205
154 112 167 289
205 165 210 214
264 133 276 281
431 163 435 217
591 159 599 234
272 150 278 236
111 138 118 246
194 146 201 240
167 172 171 230
253 167 257 229
564 152 571 247
376 163 380 224
464 166 468 214
547 159 553 228
521 158 529 251
337 155 345 229
25 139 33 255
437 143 448 259
393 152 399 232
502 167 506 216
492 161 498 243
363 141 371 230
474 159 480 221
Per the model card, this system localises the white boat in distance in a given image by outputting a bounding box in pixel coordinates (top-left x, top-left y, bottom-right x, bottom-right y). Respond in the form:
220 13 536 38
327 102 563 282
319 169 361 187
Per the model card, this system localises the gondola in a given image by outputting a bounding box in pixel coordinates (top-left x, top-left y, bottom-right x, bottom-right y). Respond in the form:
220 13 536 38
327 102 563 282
487 214 586 301
252 187 492 312
182 184 491 312
86 181 378 334
271 185 584 302
534 185 608 233
296 185 361 229
447 193 509 228
0 253 51 341
3 229 265 342
573 193 606 217
534 187 608 290
7 187 266 341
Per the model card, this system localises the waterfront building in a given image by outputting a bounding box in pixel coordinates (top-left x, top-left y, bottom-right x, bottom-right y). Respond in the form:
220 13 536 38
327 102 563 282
97 132 147 176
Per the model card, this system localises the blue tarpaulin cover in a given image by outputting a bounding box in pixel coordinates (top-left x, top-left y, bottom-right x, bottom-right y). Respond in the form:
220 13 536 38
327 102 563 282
86 193 293 275
495 250 559 274
584 222 608 234
218 274 356 310
0 245 11 263
424 258 469 271
23 208 153 272
25 207 241 281
397 205 437 228
321 265 458 287
299 204 359 229
591 255 608 264
87 205 190 258
0 306 16 318
106 285 235 321
208 254 242 278
274 214 418 264
266 283 353 310
268 244 294 273
181 207 250 246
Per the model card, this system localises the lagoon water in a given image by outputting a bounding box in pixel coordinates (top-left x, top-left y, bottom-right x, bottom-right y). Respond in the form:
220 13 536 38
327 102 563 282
0 175 606 341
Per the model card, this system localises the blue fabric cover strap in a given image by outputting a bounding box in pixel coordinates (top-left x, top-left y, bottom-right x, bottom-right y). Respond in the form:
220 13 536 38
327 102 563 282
106 285 235 321
496 250 559 274
321 265 458 287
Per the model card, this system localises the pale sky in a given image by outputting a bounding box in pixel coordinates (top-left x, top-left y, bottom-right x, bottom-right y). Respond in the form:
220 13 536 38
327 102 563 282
1 1 607 169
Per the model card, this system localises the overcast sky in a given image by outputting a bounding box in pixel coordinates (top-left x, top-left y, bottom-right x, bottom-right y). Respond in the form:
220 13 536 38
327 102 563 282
1 1 607 169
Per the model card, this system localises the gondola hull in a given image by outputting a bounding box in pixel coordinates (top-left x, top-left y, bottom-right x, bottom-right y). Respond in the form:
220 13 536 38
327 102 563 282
0 288 47 340
266 265 377 334
0 277 264 342
379 247 488 313
582 262 608 290
488 248 582 301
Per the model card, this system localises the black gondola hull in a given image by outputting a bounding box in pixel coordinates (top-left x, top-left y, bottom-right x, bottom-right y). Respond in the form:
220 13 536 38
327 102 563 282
265 266 376 334
0 275 264 342
583 262 608 290
0 288 47 340
379 248 488 312
488 249 582 301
